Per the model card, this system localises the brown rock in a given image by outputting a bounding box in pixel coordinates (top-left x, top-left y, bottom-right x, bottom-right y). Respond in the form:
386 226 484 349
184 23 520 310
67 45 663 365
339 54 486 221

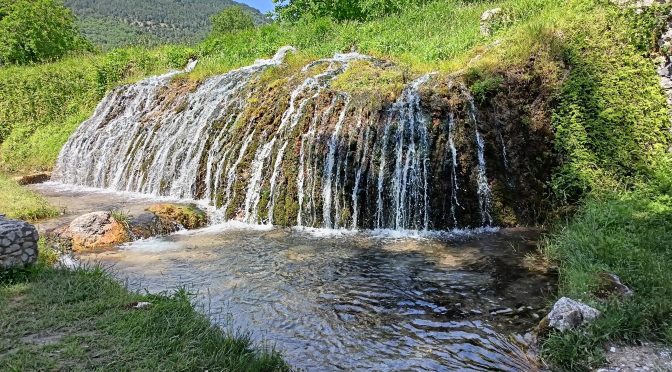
60 212 130 252
13 172 52 185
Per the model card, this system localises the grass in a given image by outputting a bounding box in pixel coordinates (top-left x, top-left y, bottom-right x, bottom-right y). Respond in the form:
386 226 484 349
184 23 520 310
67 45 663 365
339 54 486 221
0 247 288 371
540 157 672 370
0 45 194 174
0 174 58 221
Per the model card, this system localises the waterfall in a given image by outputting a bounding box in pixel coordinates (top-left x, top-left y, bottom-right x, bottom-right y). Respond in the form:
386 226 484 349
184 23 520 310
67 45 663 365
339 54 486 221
464 92 493 226
447 113 460 226
54 46 521 231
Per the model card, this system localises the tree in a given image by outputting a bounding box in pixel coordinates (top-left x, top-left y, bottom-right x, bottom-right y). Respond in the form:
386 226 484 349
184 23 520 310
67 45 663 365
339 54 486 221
0 0 90 65
273 0 430 22
210 6 255 36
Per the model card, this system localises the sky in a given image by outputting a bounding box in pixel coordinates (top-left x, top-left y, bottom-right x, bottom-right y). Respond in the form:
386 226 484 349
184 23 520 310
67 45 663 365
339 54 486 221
238 0 276 13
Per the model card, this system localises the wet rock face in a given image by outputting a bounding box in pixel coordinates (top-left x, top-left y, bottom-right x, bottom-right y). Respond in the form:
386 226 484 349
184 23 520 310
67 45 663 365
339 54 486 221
53 49 558 230
129 204 207 239
0 215 39 268
56 211 129 252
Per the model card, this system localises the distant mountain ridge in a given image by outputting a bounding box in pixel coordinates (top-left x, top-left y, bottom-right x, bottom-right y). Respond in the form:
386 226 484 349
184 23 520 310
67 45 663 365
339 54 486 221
64 0 265 49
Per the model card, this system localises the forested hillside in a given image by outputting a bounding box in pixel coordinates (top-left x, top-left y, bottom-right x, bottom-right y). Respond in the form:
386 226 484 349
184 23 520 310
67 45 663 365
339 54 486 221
63 0 265 48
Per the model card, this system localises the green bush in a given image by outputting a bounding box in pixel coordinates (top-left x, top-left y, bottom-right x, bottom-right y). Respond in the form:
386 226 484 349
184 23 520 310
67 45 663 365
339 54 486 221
210 6 256 36
0 0 90 65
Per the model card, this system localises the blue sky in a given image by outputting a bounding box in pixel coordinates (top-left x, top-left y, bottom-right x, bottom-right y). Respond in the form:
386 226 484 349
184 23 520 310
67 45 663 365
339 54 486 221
238 0 275 13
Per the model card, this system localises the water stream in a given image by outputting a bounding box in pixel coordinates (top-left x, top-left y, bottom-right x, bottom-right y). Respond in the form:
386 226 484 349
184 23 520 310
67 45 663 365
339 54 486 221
33 185 555 372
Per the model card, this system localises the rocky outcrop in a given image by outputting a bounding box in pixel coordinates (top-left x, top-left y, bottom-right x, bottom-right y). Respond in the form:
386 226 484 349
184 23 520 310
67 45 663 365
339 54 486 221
12 172 52 186
596 272 634 299
542 297 601 332
54 211 130 252
480 8 503 36
49 204 207 251
0 215 39 268
146 204 208 230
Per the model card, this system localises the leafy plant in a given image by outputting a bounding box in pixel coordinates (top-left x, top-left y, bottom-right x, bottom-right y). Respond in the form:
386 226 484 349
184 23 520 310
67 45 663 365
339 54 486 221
0 0 91 65
210 6 256 36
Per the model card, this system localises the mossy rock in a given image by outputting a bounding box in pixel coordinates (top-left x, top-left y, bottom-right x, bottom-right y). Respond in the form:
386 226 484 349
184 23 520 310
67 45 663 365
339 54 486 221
146 204 208 230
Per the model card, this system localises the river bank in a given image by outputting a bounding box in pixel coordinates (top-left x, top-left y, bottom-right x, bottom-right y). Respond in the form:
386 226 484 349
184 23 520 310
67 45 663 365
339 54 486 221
0 255 287 371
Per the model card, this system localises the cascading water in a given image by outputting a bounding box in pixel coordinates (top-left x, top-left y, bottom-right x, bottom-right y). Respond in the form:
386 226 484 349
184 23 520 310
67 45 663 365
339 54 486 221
464 90 494 226
54 46 521 230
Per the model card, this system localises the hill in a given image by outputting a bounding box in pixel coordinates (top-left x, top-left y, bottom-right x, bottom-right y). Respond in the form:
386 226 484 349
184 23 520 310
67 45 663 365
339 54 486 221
63 0 266 48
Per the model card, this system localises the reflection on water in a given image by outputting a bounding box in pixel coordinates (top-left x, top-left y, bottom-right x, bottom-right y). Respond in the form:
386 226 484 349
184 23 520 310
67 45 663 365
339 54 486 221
80 225 554 371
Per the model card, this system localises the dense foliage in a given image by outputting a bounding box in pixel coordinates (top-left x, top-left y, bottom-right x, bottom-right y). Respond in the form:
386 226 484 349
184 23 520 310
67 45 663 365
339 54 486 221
210 6 256 36
542 157 672 371
0 0 90 65
64 0 264 48
273 0 431 22
550 4 670 203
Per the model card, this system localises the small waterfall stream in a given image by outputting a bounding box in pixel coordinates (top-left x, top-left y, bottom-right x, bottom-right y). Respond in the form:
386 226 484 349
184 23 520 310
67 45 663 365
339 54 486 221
53 47 531 230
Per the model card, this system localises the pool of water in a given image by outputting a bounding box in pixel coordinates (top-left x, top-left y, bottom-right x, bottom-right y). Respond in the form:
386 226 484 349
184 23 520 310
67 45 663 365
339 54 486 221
34 184 556 371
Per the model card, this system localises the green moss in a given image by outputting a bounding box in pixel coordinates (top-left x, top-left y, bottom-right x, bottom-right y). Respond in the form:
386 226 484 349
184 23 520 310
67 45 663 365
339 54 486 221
330 60 406 99
147 203 208 230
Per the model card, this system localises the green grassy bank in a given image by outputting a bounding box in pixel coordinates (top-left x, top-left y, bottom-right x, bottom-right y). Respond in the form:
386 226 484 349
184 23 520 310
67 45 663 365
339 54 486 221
541 157 672 370
0 249 287 371
0 174 58 221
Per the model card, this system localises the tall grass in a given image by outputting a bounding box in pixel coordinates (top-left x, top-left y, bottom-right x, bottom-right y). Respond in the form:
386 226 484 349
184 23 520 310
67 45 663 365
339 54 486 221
0 264 288 370
541 157 672 370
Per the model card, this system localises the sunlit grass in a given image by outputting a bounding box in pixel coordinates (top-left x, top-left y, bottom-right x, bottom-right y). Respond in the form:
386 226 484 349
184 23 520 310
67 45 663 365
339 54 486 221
0 174 58 221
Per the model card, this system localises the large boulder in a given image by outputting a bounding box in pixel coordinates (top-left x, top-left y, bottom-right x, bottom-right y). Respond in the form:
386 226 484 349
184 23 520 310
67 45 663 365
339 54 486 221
544 297 601 332
57 211 129 252
0 215 39 268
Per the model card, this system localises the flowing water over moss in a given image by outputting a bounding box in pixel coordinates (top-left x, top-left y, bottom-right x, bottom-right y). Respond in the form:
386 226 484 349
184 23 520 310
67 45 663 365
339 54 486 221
53 47 555 230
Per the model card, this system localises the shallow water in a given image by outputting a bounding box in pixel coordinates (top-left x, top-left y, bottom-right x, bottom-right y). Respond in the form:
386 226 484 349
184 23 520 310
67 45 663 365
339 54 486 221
34 185 556 371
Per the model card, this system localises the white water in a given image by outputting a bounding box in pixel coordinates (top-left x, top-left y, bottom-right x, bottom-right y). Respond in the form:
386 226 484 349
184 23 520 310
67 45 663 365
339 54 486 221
55 47 503 230
465 92 494 226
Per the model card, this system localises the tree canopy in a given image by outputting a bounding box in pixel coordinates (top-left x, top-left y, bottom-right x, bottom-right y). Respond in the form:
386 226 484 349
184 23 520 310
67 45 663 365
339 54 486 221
0 0 90 65
272 0 431 22
210 6 256 36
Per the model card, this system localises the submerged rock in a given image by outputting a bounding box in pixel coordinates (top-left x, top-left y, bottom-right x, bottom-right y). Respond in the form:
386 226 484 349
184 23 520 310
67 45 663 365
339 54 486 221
55 211 129 252
128 212 177 239
543 297 601 332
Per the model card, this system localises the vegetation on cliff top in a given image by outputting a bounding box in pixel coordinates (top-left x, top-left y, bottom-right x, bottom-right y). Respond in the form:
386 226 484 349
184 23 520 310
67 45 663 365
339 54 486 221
0 0 91 65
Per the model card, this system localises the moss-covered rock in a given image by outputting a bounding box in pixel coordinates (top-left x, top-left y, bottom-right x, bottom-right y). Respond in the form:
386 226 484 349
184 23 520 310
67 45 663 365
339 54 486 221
146 203 208 230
